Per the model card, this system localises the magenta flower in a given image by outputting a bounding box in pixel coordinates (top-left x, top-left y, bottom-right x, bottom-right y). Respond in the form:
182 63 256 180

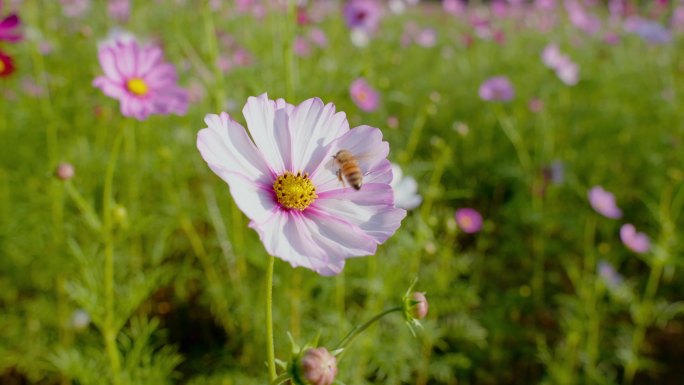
343 0 382 33
620 224 651 254
479 76 514 102
0 4 21 43
588 186 622 219
350 78 380 112
93 36 188 121
196 94 406 275
455 208 483 234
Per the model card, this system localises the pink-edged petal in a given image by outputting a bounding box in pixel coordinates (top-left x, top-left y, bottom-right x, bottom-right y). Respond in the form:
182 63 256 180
152 86 188 115
93 76 126 99
120 96 150 121
251 210 337 274
97 46 123 83
138 45 164 77
198 113 278 224
0 14 20 29
115 40 138 78
289 97 350 173
305 207 378 256
314 183 406 243
144 63 178 88
242 93 293 173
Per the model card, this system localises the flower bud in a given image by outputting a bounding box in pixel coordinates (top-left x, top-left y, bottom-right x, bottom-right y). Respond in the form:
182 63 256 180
301 347 337 385
410 292 428 320
55 162 75 181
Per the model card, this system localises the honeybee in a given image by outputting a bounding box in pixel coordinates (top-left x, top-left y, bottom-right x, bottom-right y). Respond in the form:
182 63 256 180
333 149 363 190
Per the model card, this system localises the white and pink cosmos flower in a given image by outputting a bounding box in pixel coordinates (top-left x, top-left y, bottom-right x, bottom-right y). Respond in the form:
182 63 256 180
93 35 188 121
197 94 406 275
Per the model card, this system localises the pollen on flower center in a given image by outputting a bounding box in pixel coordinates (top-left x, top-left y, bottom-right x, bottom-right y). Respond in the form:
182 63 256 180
0 60 5 73
273 171 317 211
126 77 149 96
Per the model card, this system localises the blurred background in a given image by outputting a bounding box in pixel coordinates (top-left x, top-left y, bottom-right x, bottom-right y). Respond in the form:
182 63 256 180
1 0 683 384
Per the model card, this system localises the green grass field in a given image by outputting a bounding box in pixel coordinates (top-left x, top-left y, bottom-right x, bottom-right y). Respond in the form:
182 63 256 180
1 1 684 384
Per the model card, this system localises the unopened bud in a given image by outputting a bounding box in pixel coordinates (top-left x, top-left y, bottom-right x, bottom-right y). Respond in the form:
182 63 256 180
301 347 338 385
410 292 428 320
55 163 75 181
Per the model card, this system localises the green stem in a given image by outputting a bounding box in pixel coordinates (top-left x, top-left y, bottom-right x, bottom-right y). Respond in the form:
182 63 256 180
64 181 102 231
102 125 125 385
334 306 404 354
494 107 532 173
266 255 277 382
270 372 291 385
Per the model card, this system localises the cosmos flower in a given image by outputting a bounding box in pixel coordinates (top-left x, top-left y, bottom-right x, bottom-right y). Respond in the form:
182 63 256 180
0 50 15 77
196 94 406 275
443 0 466 15
391 163 422 210
0 5 21 43
93 35 188 120
60 0 90 18
107 0 130 23
479 76 514 102
350 78 380 112
620 224 651 254
343 0 382 33
588 186 622 219
597 260 623 288
455 208 483 234
541 44 579 86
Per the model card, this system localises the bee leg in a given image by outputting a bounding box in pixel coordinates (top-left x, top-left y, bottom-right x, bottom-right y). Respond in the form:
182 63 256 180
336 169 346 188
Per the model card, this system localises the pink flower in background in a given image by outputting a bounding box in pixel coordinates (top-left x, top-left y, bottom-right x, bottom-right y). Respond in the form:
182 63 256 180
528 98 543 113
588 186 622 219
0 3 21 43
196 94 406 275
294 35 312 57
534 0 556 11
620 224 651 254
541 44 579 86
107 0 130 23
93 36 188 120
479 76 514 102
350 78 380 112
343 0 382 33
597 260 623 287
443 0 466 15
60 0 90 18
309 28 328 48
455 208 483 234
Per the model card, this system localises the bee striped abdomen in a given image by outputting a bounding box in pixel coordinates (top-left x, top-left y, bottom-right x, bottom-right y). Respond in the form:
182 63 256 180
334 149 364 191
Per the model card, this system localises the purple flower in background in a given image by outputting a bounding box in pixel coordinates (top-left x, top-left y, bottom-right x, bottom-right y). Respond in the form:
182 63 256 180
93 35 188 120
620 224 651 254
625 17 672 44
60 0 90 18
350 78 380 112
455 208 483 234
479 76 514 102
294 35 311 57
597 260 623 288
541 44 564 69
343 0 382 33
443 0 466 15
107 0 130 23
542 44 579 86
0 3 21 43
588 186 622 219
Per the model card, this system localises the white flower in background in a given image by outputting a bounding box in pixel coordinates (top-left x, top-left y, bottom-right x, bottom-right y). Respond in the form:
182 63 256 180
391 163 422 210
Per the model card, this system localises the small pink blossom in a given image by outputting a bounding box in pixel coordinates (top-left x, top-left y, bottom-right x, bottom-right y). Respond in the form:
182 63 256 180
620 224 651 254
107 0 130 23
0 6 21 43
60 0 90 18
196 94 406 275
301 348 338 385
479 76 514 102
93 36 188 120
588 186 622 219
455 208 483 234
350 78 380 112
294 35 311 57
443 0 466 15
309 28 328 48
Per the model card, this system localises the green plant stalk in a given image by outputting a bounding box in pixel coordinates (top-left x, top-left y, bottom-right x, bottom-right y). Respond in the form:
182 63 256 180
266 254 277 382
400 109 427 164
334 306 404 354
102 126 125 385
624 259 664 384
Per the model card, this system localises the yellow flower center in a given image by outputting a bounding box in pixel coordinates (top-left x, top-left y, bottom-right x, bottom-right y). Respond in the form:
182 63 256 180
0 60 5 73
126 78 149 96
273 171 317 211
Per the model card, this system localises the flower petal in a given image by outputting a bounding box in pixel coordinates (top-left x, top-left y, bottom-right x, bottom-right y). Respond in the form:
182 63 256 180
314 184 406 244
289 97 349 174
138 45 164 77
97 46 123 83
242 93 293 174
197 113 277 224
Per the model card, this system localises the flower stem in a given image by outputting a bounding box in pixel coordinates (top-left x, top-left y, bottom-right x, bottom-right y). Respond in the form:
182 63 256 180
102 125 125 385
334 306 404 355
266 254 277 382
